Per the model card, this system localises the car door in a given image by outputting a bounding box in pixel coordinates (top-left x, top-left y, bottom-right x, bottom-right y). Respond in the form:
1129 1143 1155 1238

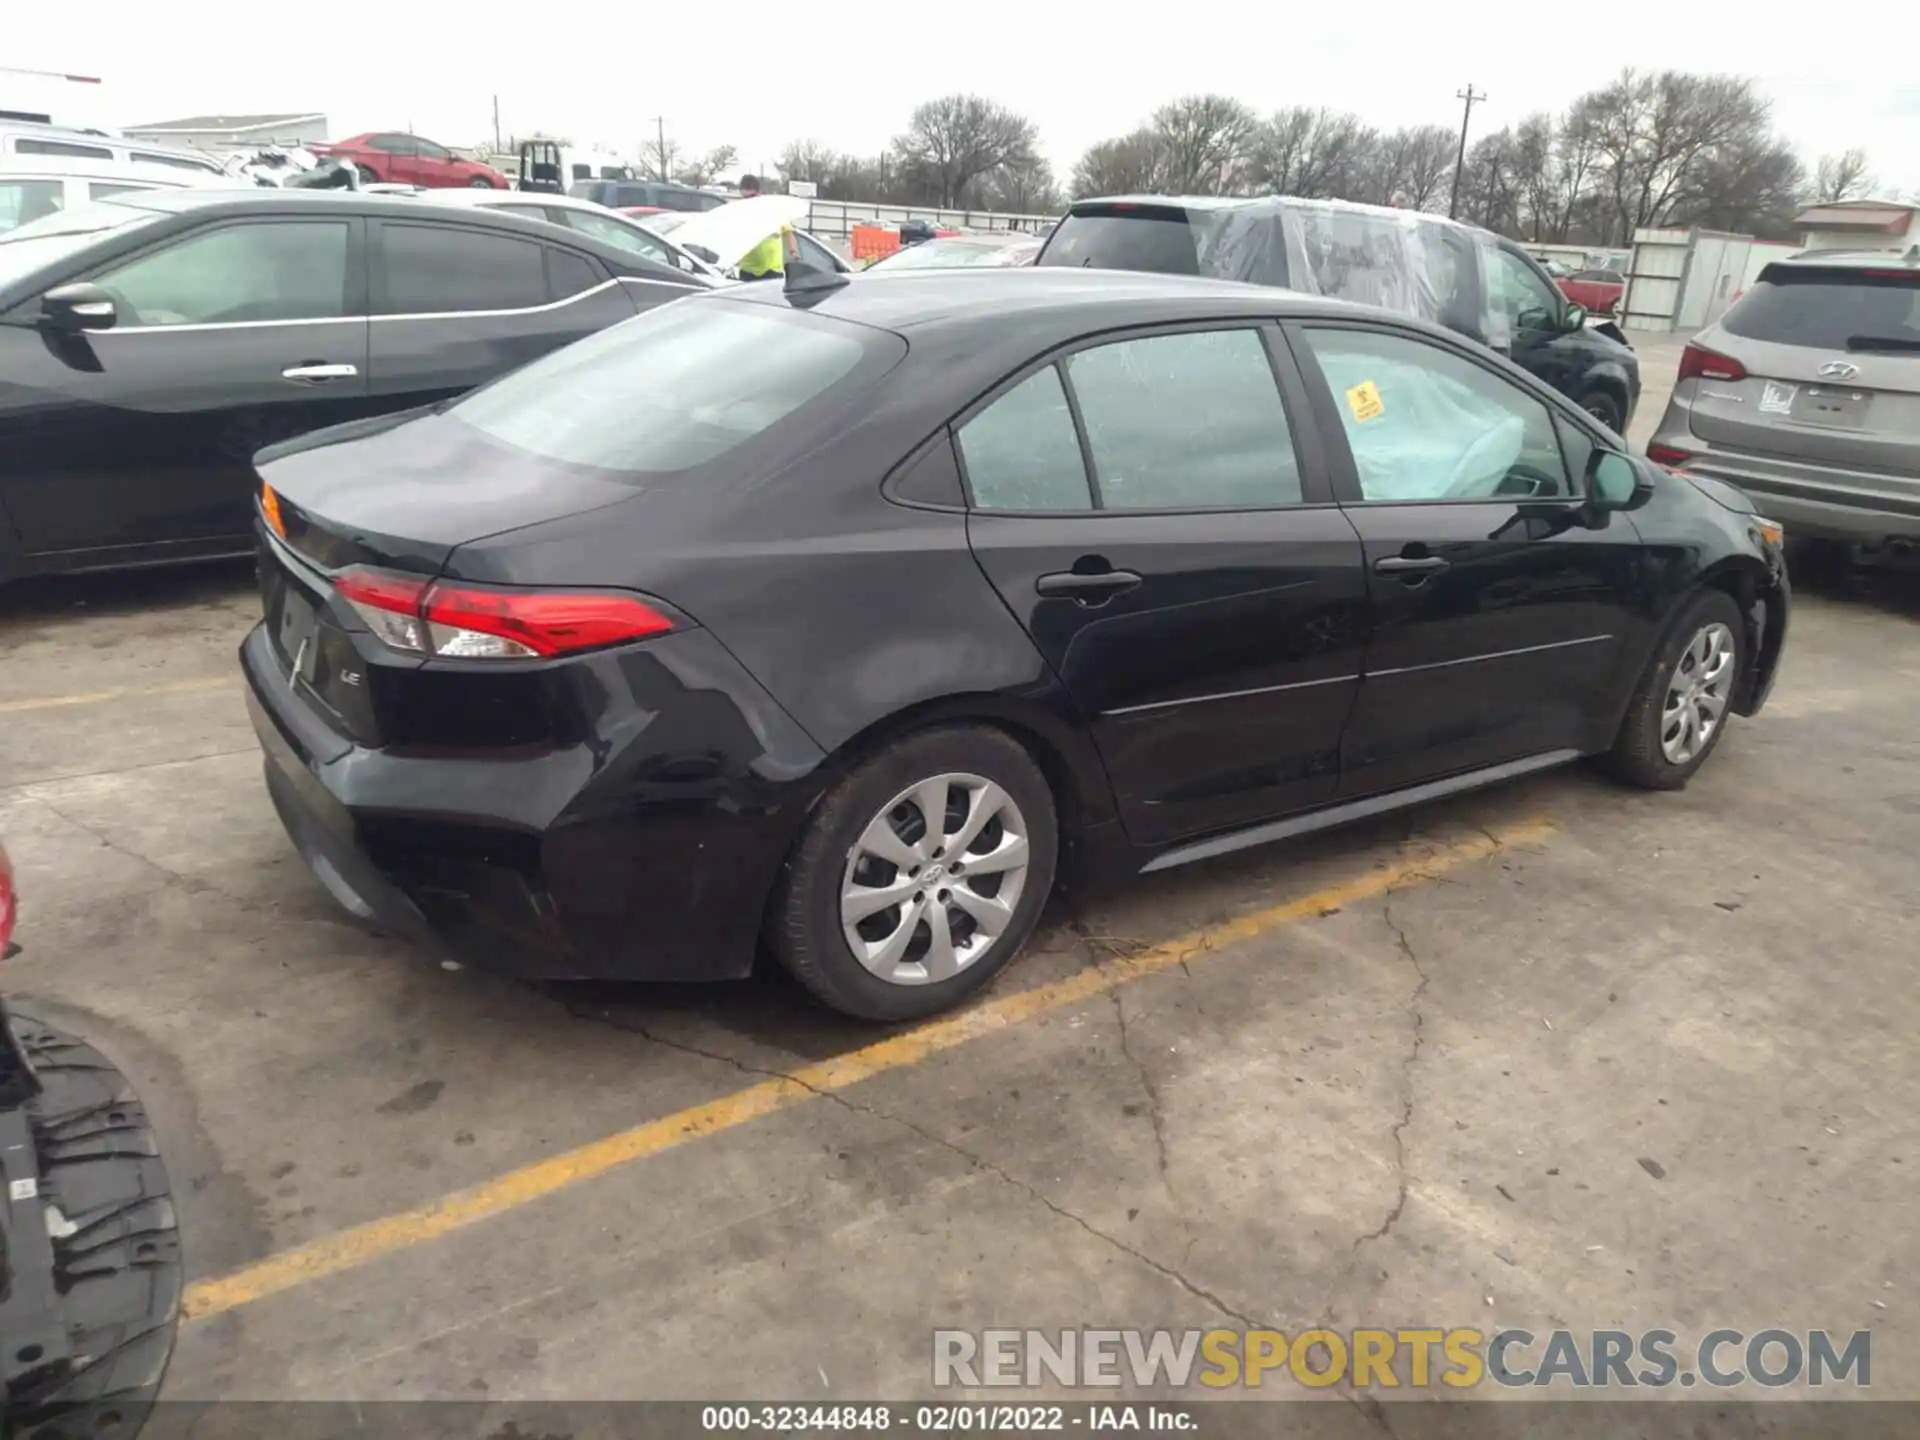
375 135 420 185
1488 244 1587 402
961 322 1369 846
1286 320 1645 797
365 219 646 409
0 215 372 560
412 137 456 187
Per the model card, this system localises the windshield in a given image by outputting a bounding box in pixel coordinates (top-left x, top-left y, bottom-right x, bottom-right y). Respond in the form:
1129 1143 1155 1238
870 238 1032 272
1721 269 1920 351
449 298 901 474
0 199 161 289
641 213 687 236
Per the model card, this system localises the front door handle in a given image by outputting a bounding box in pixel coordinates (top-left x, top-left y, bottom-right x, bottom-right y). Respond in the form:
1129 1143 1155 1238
1373 555 1450 575
282 362 359 384
1036 568 1143 601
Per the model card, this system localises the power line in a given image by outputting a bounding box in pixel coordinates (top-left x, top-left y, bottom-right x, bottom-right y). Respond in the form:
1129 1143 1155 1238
1448 84 1486 220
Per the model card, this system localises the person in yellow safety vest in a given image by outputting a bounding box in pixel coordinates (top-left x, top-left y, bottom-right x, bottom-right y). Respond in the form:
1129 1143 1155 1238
734 174 792 282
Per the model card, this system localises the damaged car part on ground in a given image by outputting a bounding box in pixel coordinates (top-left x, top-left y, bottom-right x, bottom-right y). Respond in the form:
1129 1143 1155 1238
242 268 1788 1022
0 844 184 1440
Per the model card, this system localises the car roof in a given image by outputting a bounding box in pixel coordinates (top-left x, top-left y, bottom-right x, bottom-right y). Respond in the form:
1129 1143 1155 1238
714 266 1387 334
0 154 222 184
1776 245 1920 270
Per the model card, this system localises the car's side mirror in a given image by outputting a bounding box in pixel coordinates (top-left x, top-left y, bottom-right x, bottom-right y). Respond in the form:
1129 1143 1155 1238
1562 302 1588 332
1586 451 1653 512
40 282 118 333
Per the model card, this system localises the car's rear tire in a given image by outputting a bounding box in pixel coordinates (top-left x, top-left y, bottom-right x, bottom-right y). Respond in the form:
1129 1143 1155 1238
1603 588 1746 790
768 726 1058 1022
1580 388 1625 433
468 176 494 188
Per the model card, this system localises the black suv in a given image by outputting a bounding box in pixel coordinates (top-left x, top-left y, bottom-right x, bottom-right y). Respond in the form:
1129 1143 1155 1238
567 180 727 213
1039 195 1641 433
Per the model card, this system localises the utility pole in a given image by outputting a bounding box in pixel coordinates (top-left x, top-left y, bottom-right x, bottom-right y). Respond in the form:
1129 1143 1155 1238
492 95 501 154
647 116 667 180
1448 84 1486 220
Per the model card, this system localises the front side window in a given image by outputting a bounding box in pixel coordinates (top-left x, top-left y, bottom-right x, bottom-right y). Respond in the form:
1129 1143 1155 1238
1301 327 1573 501
1065 328 1300 509
379 224 547 313
368 134 413 154
1491 249 1564 331
561 208 668 263
93 221 350 326
0 179 64 234
957 367 1091 511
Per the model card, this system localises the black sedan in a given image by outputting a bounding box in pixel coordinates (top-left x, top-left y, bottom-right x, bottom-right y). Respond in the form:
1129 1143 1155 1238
241 269 1789 1021
0 188 709 585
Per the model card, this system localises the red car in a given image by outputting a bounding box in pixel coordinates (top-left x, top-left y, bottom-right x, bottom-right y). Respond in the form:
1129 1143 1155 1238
315 132 507 189
1558 267 1627 317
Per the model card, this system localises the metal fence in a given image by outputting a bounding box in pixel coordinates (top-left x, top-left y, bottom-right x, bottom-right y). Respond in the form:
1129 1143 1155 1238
800 199 1058 240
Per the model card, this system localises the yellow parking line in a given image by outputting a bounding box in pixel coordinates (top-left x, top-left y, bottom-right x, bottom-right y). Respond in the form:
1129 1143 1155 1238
0 677 237 714
179 816 1556 1323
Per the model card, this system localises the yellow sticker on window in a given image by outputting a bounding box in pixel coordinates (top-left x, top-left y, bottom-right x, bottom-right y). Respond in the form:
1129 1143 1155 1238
1346 380 1385 423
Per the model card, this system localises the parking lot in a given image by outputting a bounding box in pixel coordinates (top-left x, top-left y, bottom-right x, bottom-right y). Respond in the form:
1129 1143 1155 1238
3 333 1918 1407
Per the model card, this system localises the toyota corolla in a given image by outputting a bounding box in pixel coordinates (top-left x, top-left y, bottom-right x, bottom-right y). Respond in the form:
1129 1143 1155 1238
241 269 1788 1020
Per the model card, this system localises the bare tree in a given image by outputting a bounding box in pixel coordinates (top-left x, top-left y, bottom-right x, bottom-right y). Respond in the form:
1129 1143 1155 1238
1586 69 1773 242
1459 129 1522 234
891 94 1039 207
1399 126 1456 212
1073 129 1163 198
1544 97 1602 241
1246 107 1318 195
1146 94 1260 194
642 130 682 183
1813 148 1875 204
986 154 1062 213
1686 137 1804 236
674 144 736 188
1510 114 1557 239
775 139 838 186
1292 110 1373 199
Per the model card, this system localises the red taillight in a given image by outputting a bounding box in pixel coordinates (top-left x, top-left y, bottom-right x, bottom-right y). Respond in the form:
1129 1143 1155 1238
0 847 17 958
1646 443 1695 468
333 568 674 660
1677 344 1748 383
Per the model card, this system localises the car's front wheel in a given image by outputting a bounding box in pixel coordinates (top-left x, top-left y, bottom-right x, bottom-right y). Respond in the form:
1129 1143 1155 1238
769 726 1058 1021
1580 388 1625 433
1604 588 1746 789
468 176 495 188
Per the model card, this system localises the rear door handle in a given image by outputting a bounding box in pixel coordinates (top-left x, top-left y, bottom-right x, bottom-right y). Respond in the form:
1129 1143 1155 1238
1036 568 1143 600
282 362 358 384
1373 555 1450 575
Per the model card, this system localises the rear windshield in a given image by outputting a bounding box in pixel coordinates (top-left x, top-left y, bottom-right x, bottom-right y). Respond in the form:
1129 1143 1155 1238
449 299 901 474
1039 208 1200 276
1721 269 1920 352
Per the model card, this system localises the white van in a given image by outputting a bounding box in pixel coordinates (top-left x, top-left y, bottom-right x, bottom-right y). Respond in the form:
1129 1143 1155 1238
0 122 226 178
0 154 231 234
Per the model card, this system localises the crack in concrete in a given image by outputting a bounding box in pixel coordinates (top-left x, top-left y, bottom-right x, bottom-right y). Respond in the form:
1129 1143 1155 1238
1352 884 1428 1256
1107 981 1176 1197
565 1001 1264 1331
30 795 257 910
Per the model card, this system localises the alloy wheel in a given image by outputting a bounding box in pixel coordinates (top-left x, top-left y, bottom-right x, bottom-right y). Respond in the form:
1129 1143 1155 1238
1661 622 1735 764
839 772 1031 986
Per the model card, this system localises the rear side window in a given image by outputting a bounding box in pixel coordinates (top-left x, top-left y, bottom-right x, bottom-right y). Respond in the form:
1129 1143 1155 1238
380 223 547 313
88 182 154 202
545 247 603 299
957 367 1092 510
1721 270 1920 352
1066 329 1301 508
131 151 218 172
1039 208 1199 275
450 301 888 473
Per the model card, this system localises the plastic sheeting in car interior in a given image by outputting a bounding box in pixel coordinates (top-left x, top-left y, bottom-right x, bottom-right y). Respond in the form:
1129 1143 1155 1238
1310 346 1526 501
1189 196 1513 351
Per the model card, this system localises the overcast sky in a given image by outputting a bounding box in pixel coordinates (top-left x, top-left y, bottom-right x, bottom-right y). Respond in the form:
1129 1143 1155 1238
11 3 1916 197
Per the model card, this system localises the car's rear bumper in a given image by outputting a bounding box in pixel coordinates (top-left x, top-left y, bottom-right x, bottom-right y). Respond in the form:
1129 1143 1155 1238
1653 439 1920 545
240 622 829 982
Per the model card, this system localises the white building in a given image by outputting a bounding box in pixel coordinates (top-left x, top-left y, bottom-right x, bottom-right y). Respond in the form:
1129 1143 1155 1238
122 112 328 153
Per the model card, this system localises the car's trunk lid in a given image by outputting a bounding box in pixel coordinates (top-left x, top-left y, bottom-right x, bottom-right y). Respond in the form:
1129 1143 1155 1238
1687 265 1920 475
